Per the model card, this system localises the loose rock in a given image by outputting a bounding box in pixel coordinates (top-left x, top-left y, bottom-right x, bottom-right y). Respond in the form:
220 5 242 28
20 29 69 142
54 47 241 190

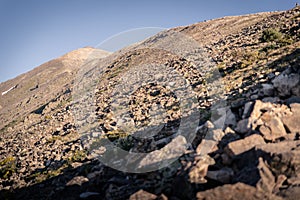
225 134 265 158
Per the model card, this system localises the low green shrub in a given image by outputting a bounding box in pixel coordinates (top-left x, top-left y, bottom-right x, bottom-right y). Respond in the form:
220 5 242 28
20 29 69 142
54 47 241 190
260 28 283 43
0 156 17 179
260 28 294 49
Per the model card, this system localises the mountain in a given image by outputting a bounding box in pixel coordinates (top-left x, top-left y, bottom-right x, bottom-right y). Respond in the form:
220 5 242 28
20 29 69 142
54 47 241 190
0 47 110 130
1 5 300 200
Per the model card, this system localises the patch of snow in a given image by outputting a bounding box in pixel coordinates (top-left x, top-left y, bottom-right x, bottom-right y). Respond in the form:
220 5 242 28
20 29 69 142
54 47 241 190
1 85 17 96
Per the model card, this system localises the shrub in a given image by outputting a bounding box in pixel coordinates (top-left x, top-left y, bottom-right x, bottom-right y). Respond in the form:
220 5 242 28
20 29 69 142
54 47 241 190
68 150 87 162
0 156 17 179
260 28 294 48
116 135 135 151
260 28 283 43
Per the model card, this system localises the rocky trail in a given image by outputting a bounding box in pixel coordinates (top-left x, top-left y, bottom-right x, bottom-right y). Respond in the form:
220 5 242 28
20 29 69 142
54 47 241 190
1 6 300 200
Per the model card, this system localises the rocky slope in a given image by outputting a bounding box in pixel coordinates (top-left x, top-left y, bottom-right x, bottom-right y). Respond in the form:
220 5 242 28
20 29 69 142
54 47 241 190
1 5 300 200
0 47 110 130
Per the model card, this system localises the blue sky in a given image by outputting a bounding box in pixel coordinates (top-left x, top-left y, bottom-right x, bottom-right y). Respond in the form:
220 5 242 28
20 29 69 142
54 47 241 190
0 0 297 82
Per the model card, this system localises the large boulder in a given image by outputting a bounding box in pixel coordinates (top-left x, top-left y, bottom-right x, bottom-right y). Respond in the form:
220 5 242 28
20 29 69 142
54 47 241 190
272 72 300 97
282 103 300 133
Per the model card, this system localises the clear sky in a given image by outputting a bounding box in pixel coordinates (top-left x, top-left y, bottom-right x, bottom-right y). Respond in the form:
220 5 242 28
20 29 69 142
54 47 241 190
0 0 297 83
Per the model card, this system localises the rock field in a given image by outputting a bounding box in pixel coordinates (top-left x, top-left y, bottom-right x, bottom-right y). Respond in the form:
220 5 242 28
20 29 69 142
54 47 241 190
0 5 300 200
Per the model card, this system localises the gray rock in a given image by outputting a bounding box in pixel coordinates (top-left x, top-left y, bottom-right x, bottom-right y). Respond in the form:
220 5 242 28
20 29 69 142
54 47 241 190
231 99 247 109
261 83 274 97
262 97 280 103
292 81 300 96
80 192 100 199
235 119 251 134
250 94 259 100
87 170 102 180
221 153 233 165
206 167 234 183
242 101 254 119
286 96 300 105
224 108 237 127
268 72 276 79
272 73 300 97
